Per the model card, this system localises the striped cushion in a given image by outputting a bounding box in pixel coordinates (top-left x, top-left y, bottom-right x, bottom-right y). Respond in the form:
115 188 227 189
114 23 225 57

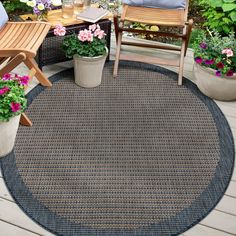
0 2 8 29
123 0 186 9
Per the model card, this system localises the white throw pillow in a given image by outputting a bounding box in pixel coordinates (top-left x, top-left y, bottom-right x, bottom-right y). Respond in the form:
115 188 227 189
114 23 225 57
0 1 9 29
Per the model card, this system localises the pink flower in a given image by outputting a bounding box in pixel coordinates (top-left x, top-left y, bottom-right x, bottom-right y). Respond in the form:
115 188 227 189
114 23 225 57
222 48 233 57
10 102 21 112
19 75 29 85
54 24 66 36
78 29 93 42
94 29 106 39
89 24 97 32
0 87 10 95
2 73 12 80
215 71 221 77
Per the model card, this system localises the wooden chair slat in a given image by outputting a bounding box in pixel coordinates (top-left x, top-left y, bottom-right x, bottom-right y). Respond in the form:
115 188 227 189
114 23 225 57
14 24 37 51
0 24 20 48
4 24 26 48
124 6 185 26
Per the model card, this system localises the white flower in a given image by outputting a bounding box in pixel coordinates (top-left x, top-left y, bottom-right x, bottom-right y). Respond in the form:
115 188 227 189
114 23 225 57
51 0 62 6
37 3 45 10
20 0 28 3
26 0 36 7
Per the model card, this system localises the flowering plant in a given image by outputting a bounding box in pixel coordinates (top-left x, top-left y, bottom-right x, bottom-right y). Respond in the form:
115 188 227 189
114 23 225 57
193 30 236 77
0 74 29 122
54 24 107 58
20 0 61 16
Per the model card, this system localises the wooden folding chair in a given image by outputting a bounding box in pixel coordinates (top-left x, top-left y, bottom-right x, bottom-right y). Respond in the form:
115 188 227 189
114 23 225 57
113 0 193 85
0 18 52 126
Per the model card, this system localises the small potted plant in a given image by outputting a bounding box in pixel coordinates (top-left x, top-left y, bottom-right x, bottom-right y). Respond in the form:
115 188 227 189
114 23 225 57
54 23 108 88
193 30 236 101
20 0 62 21
0 73 29 157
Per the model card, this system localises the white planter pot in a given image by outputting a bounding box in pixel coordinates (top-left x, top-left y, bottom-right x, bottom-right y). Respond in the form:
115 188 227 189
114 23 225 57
0 115 20 158
194 63 236 101
73 48 108 88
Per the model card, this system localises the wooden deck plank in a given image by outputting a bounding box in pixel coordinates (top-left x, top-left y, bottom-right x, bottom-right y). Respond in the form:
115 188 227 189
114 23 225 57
225 181 236 198
0 178 14 202
200 210 236 235
183 224 234 236
0 220 40 236
215 195 236 216
0 198 54 236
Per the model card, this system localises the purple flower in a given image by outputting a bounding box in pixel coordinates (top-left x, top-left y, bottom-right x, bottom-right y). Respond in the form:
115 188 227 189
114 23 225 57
19 76 29 85
215 71 221 77
216 62 224 69
0 87 10 95
195 57 203 64
10 102 21 112
200 42 207 49
204 59 215 65
226 70 234 77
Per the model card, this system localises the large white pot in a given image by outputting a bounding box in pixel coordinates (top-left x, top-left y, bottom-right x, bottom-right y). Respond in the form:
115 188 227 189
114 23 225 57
194 63 236 101
73 48 108 88
0 115 20 158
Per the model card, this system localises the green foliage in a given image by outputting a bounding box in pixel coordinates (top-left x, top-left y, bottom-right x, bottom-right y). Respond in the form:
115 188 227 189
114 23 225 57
2 0 31 14
199 0 236 35
0 76 28 122
192 30 236 76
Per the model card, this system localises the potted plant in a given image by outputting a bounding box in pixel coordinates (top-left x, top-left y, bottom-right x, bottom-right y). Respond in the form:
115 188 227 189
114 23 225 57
193 30 236 101
20 0 62 21
0 73 29 157
54 23 108 88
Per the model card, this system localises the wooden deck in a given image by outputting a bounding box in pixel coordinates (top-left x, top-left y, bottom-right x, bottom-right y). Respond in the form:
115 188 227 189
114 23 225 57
0 35 236 235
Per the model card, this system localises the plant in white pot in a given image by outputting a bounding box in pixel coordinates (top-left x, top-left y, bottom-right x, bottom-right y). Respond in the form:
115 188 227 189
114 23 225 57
54 24 108 88
193 30 236 101
0 73 29 157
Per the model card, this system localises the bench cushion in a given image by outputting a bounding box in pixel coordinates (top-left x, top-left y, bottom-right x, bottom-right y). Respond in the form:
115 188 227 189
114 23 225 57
0 2 9 30
123 0 186 9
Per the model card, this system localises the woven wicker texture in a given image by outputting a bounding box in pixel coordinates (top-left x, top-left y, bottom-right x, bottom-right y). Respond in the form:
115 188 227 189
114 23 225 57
1 62 234 236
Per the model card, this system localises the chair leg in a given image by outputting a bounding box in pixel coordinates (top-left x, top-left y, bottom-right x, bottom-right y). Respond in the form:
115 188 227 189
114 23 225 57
184 19 193 56
113 14 119 43
0 53 26 77
178 40 186 86
20 113 32 126
24 58 52 87
113 31 123 78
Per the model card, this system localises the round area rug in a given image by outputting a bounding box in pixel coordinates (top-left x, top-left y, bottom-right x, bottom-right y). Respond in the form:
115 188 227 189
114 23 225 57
1 61 235 236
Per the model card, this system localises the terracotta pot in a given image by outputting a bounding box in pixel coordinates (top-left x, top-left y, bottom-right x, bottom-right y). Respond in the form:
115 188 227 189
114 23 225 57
73 48 108 88
194 63 236 101
0 115 20 158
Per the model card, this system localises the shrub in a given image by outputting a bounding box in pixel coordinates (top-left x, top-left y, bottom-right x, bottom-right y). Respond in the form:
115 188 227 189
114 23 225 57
2 0 31 14
199 0 236 35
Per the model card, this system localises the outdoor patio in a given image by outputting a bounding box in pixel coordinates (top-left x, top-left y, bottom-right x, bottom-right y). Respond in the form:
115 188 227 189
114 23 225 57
0 34 236 235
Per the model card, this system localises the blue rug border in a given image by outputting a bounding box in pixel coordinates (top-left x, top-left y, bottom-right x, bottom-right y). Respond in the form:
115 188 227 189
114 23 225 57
0 61 235 236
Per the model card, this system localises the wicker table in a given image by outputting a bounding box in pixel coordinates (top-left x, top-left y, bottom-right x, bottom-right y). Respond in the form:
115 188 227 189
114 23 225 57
19 9 112 69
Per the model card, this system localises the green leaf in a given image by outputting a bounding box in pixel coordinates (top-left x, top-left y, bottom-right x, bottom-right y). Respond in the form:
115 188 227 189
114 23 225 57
211 0 223 7
229 11 236 21
222 3 236 11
